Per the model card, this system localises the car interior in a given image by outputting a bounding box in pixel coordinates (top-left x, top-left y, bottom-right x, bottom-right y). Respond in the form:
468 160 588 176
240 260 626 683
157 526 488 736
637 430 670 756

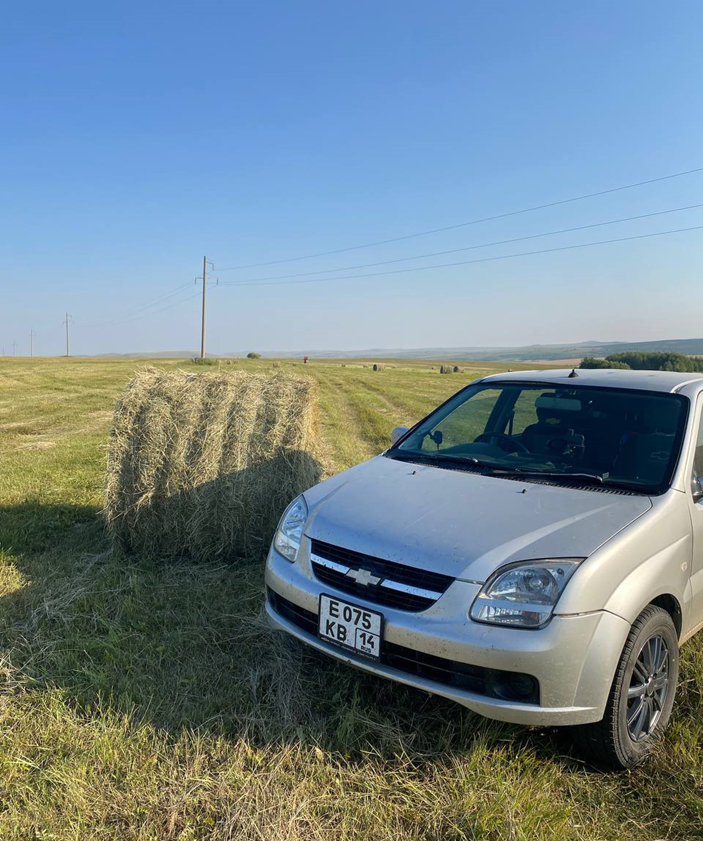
424 387 684 485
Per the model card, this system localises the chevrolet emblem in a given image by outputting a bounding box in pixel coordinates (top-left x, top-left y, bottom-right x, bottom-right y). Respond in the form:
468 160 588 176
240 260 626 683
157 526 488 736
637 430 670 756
347 568 382 587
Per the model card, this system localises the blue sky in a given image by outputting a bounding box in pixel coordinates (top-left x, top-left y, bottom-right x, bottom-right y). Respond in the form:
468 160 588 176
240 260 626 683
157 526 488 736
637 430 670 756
2 1 703 355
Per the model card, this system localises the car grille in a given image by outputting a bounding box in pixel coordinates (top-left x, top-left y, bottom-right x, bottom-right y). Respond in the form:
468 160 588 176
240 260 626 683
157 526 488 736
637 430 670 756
267 589 539 704
308 538 454 612
269 589 318 636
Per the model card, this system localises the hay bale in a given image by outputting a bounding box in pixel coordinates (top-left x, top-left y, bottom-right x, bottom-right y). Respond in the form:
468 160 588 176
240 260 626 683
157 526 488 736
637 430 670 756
453 365 460 373
372 363 383 372
440 365 454 374
105 368 321 561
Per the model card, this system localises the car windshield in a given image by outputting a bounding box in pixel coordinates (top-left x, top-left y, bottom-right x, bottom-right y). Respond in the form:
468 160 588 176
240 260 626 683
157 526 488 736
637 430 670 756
388 382 688 494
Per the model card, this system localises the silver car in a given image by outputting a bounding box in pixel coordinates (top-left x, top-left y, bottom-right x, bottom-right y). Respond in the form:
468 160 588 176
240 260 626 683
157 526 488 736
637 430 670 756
265 368 703 768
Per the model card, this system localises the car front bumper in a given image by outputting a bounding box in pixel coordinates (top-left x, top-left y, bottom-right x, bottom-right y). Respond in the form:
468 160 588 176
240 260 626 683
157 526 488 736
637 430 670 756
265 540 631 726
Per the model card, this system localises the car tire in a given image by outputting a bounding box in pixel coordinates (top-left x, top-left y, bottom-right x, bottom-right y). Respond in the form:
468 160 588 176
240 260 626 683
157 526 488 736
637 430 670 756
572 605 679 770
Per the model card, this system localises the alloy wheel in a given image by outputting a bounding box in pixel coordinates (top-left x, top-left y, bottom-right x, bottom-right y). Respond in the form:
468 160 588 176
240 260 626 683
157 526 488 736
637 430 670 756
626 634 670 742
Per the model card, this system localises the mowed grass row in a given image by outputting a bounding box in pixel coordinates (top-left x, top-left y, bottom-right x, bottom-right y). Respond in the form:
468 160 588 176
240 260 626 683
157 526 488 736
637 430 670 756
1 357 703 840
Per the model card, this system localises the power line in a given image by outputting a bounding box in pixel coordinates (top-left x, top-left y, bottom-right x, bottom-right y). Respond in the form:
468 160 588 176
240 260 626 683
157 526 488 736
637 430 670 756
79 281 195 328
113 290 204 326
220 223 703 288
221 201 703 284
116 281 194 319
69 280 208 343
77 291 204 334
216 165 703 271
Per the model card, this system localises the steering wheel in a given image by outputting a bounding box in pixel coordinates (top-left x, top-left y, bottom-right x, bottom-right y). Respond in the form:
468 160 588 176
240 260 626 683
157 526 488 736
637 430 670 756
474 431 530 454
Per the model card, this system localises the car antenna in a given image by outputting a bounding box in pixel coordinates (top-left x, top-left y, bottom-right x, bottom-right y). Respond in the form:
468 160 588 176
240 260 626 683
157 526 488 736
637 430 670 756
568 368 579 378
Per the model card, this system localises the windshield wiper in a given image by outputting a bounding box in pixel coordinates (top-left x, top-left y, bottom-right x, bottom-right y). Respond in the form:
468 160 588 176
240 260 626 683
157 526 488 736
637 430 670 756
390 453 603 480
485 468 606 485
490 469 650 493
388 451 486 469
481 466 634 488
388 453 648 491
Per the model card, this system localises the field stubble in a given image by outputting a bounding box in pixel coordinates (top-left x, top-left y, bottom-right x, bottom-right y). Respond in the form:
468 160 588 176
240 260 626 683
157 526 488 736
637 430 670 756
0 357 702 840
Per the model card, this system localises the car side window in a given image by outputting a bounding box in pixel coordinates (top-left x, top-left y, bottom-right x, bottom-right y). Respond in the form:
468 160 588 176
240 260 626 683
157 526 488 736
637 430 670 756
694 408 703 478
420 388 503 451
509 391 540 435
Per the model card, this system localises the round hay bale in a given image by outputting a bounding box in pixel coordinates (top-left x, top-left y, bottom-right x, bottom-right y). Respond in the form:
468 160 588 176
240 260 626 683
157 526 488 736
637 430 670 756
453 365 460 373
372 363 383 372
104 368 321 562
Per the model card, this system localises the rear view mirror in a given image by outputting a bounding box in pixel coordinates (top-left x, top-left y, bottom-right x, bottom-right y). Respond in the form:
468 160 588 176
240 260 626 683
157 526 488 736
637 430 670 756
692 475 703 503
391 426 409 444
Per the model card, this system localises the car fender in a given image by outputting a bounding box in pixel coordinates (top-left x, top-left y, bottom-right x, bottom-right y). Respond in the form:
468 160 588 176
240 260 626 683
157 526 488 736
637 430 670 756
556 491 692 632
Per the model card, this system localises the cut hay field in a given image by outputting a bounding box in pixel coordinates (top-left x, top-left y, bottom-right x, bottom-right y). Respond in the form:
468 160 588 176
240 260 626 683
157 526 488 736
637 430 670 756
1 356 703 841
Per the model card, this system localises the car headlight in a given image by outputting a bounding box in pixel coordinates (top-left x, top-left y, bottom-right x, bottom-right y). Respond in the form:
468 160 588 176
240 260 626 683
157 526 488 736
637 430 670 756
469 559 583 629
273 495 308 562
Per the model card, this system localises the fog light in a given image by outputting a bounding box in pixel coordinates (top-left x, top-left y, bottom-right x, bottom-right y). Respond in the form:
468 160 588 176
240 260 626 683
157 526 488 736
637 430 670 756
489 670 539 704
508 672 538 701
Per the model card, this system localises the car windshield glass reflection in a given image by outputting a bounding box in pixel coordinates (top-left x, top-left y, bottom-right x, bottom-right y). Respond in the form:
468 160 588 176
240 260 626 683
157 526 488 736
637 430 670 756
389 384 687 494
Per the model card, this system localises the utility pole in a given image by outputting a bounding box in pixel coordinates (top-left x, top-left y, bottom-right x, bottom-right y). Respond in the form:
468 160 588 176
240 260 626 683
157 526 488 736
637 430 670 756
62 313 72 357
199 256 215 359
12 340 16 356
30 328 35 357
200 255 207 359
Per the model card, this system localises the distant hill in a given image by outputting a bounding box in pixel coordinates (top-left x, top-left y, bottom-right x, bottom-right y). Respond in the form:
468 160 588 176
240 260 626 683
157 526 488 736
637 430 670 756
96 337 703 363
95 350 204 359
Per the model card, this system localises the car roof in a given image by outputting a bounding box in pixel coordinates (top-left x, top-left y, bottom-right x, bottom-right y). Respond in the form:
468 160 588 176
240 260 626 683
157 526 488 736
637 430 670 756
477 368 703 393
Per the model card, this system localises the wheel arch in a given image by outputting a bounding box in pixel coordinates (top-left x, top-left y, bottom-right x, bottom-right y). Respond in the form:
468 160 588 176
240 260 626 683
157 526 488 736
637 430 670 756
648 593 683 639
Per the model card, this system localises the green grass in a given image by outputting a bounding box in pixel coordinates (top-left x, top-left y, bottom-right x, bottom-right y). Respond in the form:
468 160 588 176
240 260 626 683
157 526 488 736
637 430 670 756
1 356 703 840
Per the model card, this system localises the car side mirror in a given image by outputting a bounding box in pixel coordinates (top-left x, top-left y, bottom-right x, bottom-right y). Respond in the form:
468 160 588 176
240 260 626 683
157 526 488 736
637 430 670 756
391 426 409 444
692 475 703 503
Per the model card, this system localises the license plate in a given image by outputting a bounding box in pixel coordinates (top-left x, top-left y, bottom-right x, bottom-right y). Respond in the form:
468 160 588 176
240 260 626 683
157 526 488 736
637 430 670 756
318 594 383 661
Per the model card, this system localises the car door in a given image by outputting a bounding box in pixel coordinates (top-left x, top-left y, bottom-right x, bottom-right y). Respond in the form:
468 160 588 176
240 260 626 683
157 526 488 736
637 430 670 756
685 394 703 636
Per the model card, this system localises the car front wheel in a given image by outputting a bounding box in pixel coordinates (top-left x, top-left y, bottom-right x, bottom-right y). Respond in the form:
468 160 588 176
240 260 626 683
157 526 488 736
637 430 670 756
572 605 679 769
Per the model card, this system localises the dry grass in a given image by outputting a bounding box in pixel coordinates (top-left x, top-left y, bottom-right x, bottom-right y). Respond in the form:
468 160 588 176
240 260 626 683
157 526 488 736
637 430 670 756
3 357 703 840
104 368 321 561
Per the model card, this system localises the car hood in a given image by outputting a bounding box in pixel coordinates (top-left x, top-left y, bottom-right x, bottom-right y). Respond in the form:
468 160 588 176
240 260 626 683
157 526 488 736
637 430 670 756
304 455 652 581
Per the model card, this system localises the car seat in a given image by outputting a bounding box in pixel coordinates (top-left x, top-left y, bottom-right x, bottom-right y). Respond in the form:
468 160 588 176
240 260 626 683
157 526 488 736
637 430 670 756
520 394 585 459
612 399 681 484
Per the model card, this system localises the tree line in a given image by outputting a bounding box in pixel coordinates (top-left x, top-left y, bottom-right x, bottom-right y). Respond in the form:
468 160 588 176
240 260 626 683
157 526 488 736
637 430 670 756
580 352 703 372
